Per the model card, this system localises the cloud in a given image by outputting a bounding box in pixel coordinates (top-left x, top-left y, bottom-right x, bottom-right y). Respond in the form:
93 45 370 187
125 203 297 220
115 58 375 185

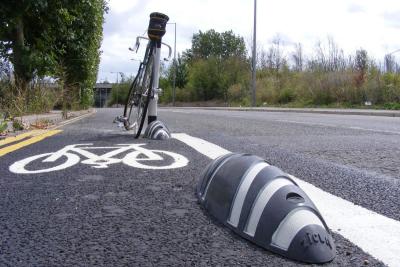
384 11 400 29
98 0 400 82
266 33 295 47
348 3 366 13
107 0 140 14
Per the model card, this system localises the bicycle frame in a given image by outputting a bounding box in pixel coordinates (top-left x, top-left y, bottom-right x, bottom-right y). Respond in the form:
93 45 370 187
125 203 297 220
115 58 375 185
134 36 172 124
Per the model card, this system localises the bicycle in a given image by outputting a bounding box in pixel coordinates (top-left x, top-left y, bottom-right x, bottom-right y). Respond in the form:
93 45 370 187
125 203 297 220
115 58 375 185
116 12 172 139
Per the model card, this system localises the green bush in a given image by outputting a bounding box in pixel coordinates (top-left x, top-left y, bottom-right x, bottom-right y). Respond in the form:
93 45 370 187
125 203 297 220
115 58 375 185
187 58 221 101
186 56 249 103
175 88 191 102
228 83 246 103
12 119 24 131
383 102 400 110
250 69 399 107
108 81 132 106
0 121 7 133
278 88 296 104
159 77 173 104
0 81 60 117
80 87 94 108
382 73 400 103
28 84 59 113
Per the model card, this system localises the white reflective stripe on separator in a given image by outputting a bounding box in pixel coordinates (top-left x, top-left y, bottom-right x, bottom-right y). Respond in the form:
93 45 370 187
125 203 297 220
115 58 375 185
154 130 161 138
244 178 294 236
201 154 234 201
154 129 165 138
271 208 324 250
228 162 270 227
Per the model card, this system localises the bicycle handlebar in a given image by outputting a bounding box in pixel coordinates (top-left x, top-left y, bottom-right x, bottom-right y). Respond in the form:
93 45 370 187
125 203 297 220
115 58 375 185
129 36 173 61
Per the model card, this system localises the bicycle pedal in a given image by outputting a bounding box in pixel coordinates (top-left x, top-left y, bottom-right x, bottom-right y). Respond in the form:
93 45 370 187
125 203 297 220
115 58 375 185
113 116 127 124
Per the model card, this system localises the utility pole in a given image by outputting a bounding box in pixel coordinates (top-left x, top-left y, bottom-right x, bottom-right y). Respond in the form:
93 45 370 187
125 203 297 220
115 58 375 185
251 0 257 107
168 22 177 106
116 72 119 106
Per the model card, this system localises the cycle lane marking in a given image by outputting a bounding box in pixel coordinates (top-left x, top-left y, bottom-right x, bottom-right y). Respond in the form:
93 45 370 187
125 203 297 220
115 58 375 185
9 143 189 174
0 130 62 157
172 133 400 267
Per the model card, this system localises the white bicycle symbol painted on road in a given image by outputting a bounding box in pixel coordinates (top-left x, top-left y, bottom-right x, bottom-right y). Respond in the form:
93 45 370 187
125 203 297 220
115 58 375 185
9 143 189 174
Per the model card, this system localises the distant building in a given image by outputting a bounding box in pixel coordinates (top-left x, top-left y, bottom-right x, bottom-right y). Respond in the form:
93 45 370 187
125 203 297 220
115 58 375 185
93 83 112 108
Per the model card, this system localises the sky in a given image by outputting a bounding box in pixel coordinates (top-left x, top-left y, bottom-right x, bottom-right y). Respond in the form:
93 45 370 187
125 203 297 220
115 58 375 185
98 0 400 82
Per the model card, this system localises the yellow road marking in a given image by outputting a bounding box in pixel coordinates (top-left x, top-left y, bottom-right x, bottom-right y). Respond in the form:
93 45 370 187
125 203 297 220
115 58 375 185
0 130 44 146
0 109 93 157
52 111 95 129
0 130 62 157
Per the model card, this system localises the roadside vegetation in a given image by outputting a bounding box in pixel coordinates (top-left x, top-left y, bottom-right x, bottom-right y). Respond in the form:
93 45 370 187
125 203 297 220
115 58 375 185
1 3 399 117
108 75 134 107
160 31 400 109
0 0 108 122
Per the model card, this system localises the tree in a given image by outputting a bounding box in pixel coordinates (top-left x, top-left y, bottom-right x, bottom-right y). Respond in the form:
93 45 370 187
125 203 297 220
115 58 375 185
309 37 346 72
384 54 396 73
183 29 249 102
188 58 220 101
291 43 303 72
0 0 57 90
265 35 286 71
185 29 247 61
49 0 108 108
0 0 107 108
168 53 188 89
354 49 368 87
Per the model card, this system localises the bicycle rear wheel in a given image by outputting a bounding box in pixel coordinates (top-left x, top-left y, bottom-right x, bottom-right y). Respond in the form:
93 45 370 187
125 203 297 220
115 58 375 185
123 43 154 138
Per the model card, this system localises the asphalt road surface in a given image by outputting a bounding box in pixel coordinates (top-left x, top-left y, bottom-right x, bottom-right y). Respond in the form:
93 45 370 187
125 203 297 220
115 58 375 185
1 107 399 266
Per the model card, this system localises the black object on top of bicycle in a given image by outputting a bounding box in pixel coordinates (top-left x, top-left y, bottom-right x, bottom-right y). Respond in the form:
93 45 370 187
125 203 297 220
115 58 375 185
148 12 169 41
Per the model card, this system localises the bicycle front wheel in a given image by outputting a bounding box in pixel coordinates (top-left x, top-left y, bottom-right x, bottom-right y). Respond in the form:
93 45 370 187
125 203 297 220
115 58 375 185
124 43 154 138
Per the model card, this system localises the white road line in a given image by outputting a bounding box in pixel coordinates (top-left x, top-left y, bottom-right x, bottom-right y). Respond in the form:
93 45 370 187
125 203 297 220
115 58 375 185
274 119 400 135
171 133 230 160
172 133 400 267
167 110 400 135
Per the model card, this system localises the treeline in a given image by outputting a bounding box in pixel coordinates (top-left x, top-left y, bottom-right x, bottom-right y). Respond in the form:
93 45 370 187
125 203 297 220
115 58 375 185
160 31 400 109
0 0 108 116
160 30 250 105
